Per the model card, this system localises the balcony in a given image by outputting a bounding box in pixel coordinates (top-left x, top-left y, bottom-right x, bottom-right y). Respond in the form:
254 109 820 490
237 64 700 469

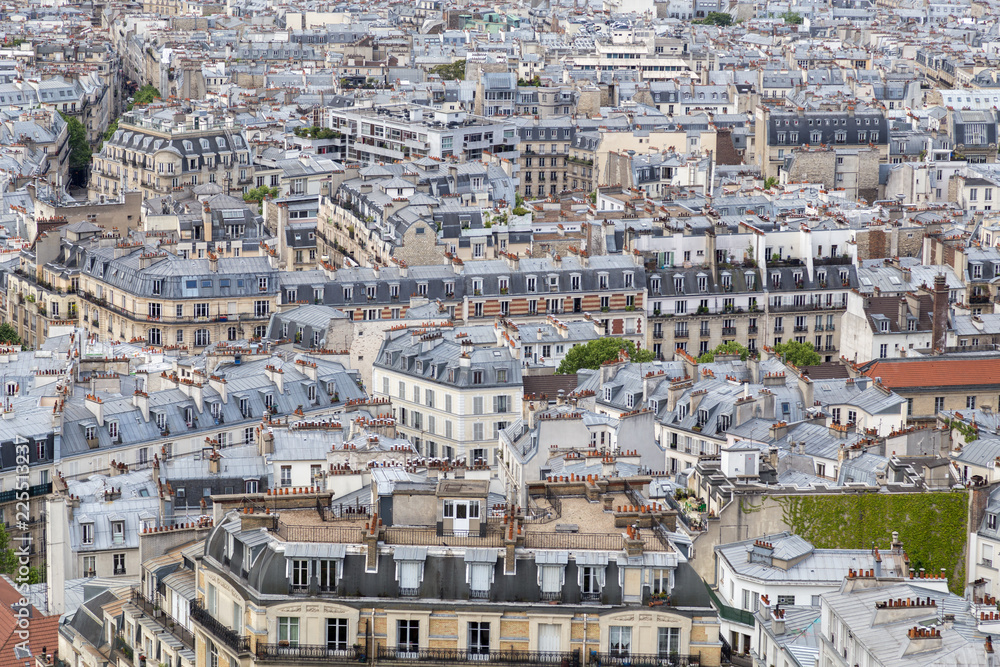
255 644 359 663
722 327 736 336
376 647 581 666
794 325 808 332
674 331 688 339
747 327 758 334
130 589 194 649
773 326 784 334
971 294 993 305
190 600 251 654
595 654 699 667
653 331 663 339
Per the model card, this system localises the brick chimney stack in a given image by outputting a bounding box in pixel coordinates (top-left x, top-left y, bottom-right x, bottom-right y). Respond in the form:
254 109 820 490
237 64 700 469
932 274 948 354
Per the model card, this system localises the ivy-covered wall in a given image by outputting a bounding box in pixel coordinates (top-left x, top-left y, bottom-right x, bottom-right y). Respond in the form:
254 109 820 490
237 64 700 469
775 492 968 594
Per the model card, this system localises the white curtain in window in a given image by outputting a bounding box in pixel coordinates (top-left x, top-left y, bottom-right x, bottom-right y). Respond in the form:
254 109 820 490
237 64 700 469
470 563 492 592
398 561 421 588
539 565 562 593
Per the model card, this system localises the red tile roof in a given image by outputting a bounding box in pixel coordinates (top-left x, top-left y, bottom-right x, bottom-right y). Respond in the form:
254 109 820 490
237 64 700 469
0 577 58 667
860 357 1000 389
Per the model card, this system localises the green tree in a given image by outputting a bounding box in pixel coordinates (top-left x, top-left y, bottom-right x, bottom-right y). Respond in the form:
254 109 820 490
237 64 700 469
781 11 803 24
244 185 280 203
693 12 732 25
128 85 161 110
103 118 119 142
0 523 40 583
556 339 654 374
0 322 20 346
697 341 750 363
244 185 281 212
59 112 91 187
764 176 779 189
773 341 821 367
429 60 466 81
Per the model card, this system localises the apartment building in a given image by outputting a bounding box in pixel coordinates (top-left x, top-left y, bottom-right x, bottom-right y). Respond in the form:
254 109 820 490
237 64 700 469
517 119 575 199
89 107 254 201
327 104 517 164
819 576 994 666
713 532 921 658
373 331 522 462
645 262 857 363
73 242 278 349
184 477 720 667
294 254 647 335
753 107 890 179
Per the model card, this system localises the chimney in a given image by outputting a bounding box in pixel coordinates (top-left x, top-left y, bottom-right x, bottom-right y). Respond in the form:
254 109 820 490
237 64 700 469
265 363 284 393
133 390 150 422
897 297 908 332
771 607 786 635
932 274 948 354
666 380 690 412
769 421 790 441
209 374 228 403
85 394 104 426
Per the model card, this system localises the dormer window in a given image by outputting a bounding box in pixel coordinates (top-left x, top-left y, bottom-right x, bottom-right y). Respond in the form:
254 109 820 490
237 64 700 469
108 421 119 440
599 274 609 290
990 514 998 530
721 274 731 290
880 320 889 332
771 273 781 288
746 273 755 290
604 387 612 401
651 277 661 293
624 272 634 288
626 394 634 409
85 425 96 440
467 553 496 599
111 520 125 545
344 286 353 300
82 521 94 545
527 276 537 292
678 404 688 420
973 263 983 279
697 276 708 292
674 276 684 292
697 409 708 427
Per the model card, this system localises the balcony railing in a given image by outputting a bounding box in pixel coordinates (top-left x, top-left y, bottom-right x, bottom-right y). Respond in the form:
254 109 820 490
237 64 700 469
190 600 251 653
722 327 736 336
130 589 194 649
255 644 358 663
376 647 580 665
595 653 699 667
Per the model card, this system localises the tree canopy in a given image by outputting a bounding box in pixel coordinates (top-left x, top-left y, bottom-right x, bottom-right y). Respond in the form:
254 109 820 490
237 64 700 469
0 523 40 583
59 112 91 187
693 12 732 25
773 341 821 367
243 185 281 203
0 322 20 346
556 339 654 374
697 341 750 363
429 60 466 81
781 11 803 24
129 85 161 110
